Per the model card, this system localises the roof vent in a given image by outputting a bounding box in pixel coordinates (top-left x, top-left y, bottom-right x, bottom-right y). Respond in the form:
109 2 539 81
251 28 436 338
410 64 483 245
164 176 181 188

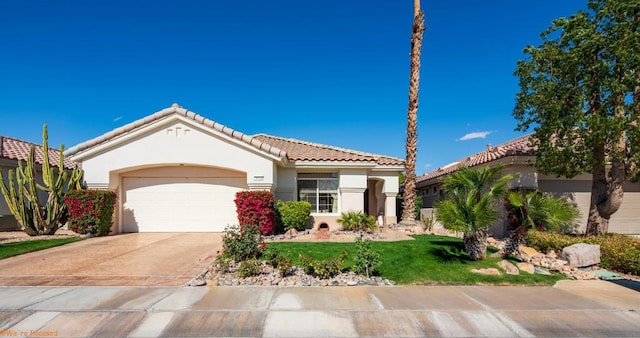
172 103 181 108
486 143 493 152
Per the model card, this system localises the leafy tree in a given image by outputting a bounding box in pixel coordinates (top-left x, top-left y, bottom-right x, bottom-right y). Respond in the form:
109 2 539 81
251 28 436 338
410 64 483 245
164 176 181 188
435 166 513 260
401 0 426 225
513 0 640 235
503 190 580 256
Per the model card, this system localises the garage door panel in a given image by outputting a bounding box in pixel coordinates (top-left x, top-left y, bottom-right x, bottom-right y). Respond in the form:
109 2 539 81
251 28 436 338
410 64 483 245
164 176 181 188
122 177 245 232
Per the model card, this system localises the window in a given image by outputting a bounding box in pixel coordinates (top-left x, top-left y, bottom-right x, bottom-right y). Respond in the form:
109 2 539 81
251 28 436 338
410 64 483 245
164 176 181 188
297 173 338 213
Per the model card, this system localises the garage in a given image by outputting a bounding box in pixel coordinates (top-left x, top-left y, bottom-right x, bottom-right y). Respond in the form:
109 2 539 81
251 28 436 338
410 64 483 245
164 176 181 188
122 176 246 232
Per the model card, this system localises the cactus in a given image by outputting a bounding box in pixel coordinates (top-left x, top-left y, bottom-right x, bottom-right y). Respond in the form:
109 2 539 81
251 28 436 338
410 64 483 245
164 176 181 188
0 125 84 236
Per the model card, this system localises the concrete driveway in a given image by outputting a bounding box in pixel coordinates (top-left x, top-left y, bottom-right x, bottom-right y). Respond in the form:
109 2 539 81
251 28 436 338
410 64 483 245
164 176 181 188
0 233 222 286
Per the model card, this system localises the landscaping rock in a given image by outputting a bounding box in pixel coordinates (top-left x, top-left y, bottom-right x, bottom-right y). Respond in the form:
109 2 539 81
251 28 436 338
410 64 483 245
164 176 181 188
498 260 520 275
518 246 544 261
470 268 501 276
534 267 552 276
284 229 298 237
186 276 207 287
561 243 601 267
516 262 535 274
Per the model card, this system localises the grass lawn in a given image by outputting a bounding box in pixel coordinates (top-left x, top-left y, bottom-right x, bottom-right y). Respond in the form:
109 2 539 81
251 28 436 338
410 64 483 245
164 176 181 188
0 237 84 260
269 234 564 286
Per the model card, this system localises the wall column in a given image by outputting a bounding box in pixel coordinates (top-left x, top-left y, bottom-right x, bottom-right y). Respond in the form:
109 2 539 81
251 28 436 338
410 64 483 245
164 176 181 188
384 192 398 225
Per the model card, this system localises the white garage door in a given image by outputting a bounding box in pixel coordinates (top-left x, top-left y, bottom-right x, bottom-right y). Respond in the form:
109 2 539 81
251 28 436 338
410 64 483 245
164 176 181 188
122 177 244 232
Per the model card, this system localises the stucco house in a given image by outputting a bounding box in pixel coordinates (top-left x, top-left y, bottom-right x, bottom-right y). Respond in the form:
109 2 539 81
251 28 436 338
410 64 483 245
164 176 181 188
0 136 78 231
65 104 404 234
416 134 640 238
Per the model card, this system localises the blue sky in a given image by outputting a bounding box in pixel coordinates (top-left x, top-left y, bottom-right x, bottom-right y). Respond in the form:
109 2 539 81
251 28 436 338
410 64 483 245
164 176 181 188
0 1 585 174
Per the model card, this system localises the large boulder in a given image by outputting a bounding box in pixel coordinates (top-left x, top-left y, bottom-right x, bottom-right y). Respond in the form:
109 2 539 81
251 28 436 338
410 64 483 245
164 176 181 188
561 243 601 267
498 260 520 275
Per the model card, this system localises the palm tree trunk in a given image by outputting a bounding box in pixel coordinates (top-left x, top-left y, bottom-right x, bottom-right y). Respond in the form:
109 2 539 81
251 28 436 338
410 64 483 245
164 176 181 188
401 0 426 224
504 225 527 257
463 230 487 261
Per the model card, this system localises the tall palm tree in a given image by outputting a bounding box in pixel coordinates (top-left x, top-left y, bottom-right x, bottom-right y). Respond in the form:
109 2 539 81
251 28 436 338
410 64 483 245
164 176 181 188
503 190 580 256
400 0 426 225
435 166 513 260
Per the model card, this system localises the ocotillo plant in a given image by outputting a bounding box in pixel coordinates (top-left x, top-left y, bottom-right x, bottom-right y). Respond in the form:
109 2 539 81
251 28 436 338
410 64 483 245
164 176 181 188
0 125 83 236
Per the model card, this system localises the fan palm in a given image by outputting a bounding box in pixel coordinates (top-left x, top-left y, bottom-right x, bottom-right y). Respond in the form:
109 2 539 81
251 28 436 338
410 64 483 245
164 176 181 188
435 166 513 260
503 190 580 256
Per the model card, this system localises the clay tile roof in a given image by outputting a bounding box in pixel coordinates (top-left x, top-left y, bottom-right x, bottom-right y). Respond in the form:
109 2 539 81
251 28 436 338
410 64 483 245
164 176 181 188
417 134 533 183
252 134 404 166
64 105 287 159
0 136 79 170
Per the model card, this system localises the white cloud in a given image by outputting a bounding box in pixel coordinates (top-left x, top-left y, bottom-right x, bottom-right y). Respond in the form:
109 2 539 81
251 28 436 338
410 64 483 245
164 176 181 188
457 131 492 141
113 116 122 122
424 163 432 170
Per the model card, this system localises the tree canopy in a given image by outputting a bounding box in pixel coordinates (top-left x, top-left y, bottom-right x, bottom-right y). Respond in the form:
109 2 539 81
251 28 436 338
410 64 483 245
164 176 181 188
513 0 639 235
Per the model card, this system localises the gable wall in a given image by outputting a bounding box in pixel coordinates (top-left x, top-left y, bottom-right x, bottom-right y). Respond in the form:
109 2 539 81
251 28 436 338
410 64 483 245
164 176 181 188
77 119 276 189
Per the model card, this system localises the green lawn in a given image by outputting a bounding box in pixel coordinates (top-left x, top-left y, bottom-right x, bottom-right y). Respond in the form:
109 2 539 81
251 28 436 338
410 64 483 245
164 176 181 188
0 237 84 260
269 234 564 285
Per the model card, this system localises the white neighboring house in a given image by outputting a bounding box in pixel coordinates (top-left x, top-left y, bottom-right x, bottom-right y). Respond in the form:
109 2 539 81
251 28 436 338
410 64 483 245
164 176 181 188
416 135 640 238
65 104 404 233
0 136 79 231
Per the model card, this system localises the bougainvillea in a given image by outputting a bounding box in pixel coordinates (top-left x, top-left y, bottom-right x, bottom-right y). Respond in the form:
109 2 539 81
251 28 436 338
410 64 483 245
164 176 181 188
64 190 117 236
234 190 275 235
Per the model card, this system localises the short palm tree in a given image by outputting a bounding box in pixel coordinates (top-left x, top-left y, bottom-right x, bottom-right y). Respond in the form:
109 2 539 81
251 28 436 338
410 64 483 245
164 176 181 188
503 190 580 256
435 166 513 260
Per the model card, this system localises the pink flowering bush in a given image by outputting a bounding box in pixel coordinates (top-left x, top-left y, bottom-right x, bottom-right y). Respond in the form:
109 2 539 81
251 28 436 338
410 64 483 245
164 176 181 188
64 190 117 236
234 190 275 235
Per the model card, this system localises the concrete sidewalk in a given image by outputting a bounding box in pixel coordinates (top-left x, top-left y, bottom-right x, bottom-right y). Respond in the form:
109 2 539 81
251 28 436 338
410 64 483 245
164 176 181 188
0 281 639 337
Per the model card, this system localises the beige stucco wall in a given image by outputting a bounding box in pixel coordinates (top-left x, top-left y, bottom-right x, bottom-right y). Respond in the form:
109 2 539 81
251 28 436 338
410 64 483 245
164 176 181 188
539 174 640 235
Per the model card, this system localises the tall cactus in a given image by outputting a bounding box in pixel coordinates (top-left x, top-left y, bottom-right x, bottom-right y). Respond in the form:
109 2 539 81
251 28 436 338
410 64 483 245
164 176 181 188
0 125 84 236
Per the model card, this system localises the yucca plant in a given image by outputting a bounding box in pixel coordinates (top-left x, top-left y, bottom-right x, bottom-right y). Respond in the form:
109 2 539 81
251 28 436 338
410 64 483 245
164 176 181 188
435 166 514 260
503 189 580 256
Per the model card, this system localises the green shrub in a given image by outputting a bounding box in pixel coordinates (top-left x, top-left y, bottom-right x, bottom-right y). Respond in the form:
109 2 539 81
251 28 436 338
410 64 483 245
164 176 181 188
353 238 381 278
214 255 233 273
299 249 348 279
238 259 262 278
275 253 293 277
276 200 311 232
222 224 262 262
336 211 378 232
526 230 640 275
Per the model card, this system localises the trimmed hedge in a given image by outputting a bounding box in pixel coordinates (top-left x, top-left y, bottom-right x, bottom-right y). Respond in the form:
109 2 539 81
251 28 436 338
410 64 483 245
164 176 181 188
234 191 275 235
64 190 117 236
526 230 640 276
276 200 311 232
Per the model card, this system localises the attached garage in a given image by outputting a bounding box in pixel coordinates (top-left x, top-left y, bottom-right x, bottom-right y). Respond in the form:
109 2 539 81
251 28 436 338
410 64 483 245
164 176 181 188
120 166 248 232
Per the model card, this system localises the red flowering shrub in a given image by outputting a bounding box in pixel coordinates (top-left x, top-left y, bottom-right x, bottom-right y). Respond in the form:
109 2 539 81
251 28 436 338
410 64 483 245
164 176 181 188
234 190 275 235
64 190 117 236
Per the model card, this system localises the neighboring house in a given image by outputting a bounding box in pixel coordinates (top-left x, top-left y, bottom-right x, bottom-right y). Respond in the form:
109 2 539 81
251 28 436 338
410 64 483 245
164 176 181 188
0 136 79 231
65 104 404 233
416 134 640 238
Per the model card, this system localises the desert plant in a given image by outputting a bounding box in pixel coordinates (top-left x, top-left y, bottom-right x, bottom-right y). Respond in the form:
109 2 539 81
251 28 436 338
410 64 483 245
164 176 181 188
238 259 262 278
64 190 117 236
299 249 348 279
336 211 377 232
503 190 580 256
222 224 262 262
353 238 381 278
0 125 84 236
275 200 311 232
234 191 275 235
435 166 514 260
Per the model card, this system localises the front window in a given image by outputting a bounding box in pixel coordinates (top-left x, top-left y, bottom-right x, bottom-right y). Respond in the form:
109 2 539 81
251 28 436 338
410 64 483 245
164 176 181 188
297 173 338 213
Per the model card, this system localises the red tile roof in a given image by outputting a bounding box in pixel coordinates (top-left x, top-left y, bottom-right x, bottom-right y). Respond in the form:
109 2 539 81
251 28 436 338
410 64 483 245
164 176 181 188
417 134 534 183
253 134 404 166
0 136 79 170
65 105 404 167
